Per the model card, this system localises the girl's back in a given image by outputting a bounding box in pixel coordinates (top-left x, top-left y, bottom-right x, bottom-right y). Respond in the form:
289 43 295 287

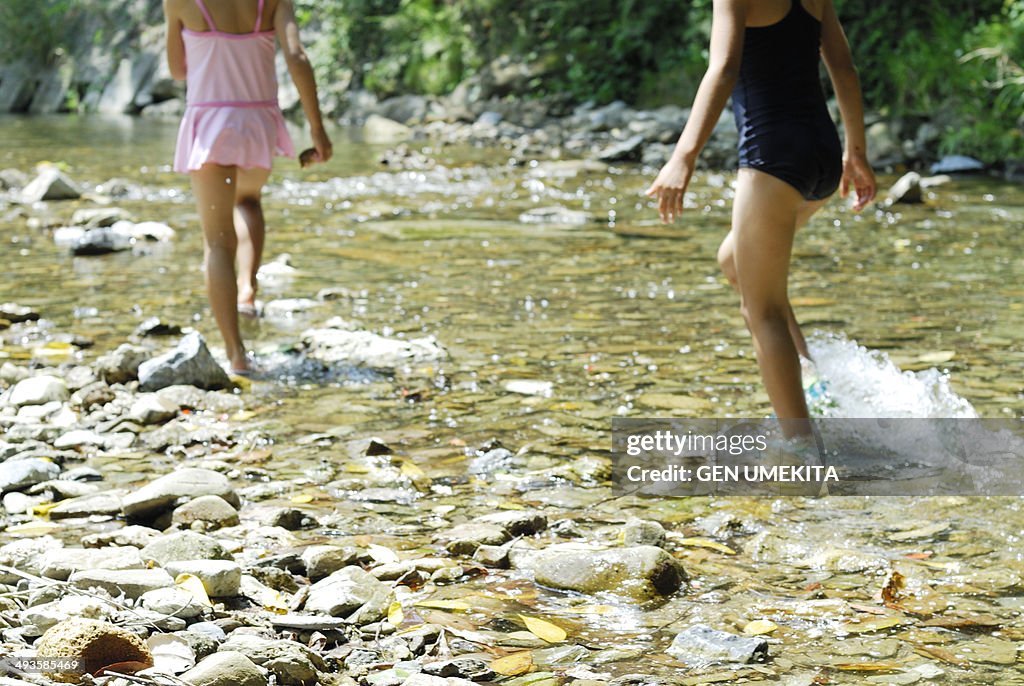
171 0 277 34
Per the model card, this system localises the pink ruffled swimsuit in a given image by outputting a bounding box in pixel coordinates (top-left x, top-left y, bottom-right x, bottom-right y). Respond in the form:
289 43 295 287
173 0 295 172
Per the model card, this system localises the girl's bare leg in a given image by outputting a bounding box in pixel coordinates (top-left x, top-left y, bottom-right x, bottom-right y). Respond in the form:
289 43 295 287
717 196 829 360
730 169 810 430
234 167 271 312
191 164 248 372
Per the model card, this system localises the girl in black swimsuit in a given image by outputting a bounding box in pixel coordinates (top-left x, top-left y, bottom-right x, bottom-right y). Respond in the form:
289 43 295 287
646 0 876 435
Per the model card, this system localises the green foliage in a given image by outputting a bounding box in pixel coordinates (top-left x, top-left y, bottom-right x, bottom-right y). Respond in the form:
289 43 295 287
0 0 87 64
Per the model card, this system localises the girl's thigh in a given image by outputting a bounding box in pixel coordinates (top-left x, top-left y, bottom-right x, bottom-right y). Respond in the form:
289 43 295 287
236 167 271 202
731 169 805 304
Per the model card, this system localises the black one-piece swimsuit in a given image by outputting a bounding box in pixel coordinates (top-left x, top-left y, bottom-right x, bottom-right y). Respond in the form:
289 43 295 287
731 0 843 200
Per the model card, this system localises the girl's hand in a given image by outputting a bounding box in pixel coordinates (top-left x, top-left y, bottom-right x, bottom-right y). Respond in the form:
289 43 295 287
311 127 333 164
645 156 694 224
840 151 876 212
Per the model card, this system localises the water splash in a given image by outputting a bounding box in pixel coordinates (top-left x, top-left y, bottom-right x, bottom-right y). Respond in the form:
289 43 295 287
805 332 977 418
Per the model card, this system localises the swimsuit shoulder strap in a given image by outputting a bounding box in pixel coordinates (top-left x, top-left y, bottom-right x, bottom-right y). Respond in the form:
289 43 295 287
194 0 217 31
254 0 266 33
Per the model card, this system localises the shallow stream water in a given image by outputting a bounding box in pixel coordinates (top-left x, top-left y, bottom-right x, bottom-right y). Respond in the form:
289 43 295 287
1 115 1023 684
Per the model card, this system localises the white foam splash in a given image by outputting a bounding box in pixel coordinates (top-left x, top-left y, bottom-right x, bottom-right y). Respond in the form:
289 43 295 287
806 332 977 419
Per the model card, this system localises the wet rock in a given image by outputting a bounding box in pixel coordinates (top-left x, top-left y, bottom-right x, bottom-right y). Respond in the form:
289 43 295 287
140 531 233 566
866 121 900 167
164 560 242 597
930 155 985 174
0 303 40 323
53 429 106 449
181 651 268 686
886 171 923 205
128 393 180 424
35 618 153 682
247 566 300 593
302 545 361 580
155 384 244 414
8 375 68 407
221 634 325 686
122 467 240 520
138 332 231 391
139 586 209 618
69 568 175 599
437 522 511 555
364 114 413 143
622 519 667 547
21 595 117 636
0 168 29 190
401 674 477 686
476 510 548 536
82 525 163 549
172 494 240 530
467 447 515 475
50 491 124 519
305 566 394 622
134 317 184 337
263 298 321 320
20 167 81 203
595 134 645 162
523 545 686 600
518 206 596 225
666 624 768 665
473 544 510 568
39 546 145 581
70 207 133 228
265 507 319 530
174 628 221 658
422 657 494 681
301 326 447 371
0 458 61 493
96 343 149 384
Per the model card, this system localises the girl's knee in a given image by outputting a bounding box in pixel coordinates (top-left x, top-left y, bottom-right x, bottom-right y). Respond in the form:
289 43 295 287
236 196 261 212
739 299 789 327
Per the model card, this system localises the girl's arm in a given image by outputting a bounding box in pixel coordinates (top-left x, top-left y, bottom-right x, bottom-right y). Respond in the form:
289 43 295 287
646 0 747 223
820 0 875 210
275 0 332 163
164 0 186 80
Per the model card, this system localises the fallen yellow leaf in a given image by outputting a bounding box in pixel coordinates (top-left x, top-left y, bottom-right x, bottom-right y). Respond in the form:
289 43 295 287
289 494 314 504
387 602 404 627
677 537 737 555
519 615 566 643
174 573 214 608
491 651 533 676
414 599 471 612
743 619 778 636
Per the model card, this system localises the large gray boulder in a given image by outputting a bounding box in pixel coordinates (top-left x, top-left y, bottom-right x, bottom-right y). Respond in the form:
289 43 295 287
138 332 230 391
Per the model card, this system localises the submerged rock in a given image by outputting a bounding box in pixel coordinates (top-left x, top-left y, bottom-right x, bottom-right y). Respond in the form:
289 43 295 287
522 545 686 600
666 624 768 665
35 618 153 682
138 332 231 391
301 326 447 371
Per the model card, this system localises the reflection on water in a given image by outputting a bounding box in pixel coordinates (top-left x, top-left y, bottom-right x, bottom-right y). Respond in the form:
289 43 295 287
2 115 1023 683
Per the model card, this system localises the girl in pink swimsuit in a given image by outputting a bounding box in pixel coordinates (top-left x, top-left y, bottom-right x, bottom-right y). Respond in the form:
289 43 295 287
165 0 332 373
